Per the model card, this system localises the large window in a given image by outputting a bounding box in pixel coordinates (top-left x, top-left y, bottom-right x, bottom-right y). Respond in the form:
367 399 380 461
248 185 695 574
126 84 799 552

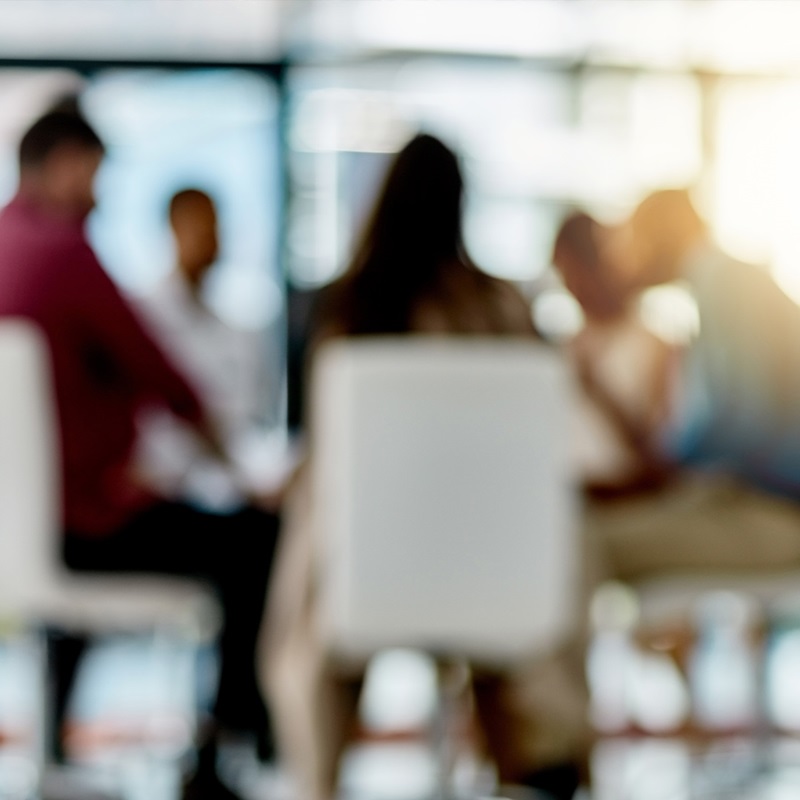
84 70 281 323
86 68 285 426
284 58 704 294
6 1 800 428
0 67 285 428
710 77 800 303
285 60 575 289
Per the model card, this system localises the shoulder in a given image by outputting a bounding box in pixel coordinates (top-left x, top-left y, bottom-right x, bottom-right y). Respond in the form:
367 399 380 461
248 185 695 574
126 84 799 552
419 262 535 335
309 276 356 339
697 247 799 318
463 267 535 334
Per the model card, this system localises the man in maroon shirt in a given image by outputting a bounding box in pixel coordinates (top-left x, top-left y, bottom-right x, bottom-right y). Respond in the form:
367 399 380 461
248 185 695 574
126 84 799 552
0 103 277 800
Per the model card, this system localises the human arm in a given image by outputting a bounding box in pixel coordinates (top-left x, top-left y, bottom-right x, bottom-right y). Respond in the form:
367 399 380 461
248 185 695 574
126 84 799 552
573 327 681 497
66 240 233 465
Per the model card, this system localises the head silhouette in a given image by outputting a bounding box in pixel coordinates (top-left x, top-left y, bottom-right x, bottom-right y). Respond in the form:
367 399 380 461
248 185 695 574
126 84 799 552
323 133 471 334
552 211 630 320
18 99 105 219
629 188 706 288
169 189 219 291
353 133 464 275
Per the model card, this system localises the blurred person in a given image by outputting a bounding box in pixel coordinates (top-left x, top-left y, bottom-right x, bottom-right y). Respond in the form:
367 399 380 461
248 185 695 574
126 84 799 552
552 211 679 500
554 205 800 582
536 209 800 782
260 133 590 800
135 188 286 512
625 188 800 498
548 206 800 736
0 102 278 800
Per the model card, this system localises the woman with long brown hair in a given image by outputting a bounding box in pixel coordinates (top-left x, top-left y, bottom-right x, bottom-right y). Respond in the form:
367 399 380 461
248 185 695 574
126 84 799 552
310 134 532 342
260 134 582 800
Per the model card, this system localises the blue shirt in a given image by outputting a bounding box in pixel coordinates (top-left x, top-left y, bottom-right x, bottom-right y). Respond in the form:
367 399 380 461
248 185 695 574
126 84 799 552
664 243 800 496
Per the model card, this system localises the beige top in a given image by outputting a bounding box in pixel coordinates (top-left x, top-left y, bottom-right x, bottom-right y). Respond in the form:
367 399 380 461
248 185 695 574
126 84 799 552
569 311 675 491
313 260 536 347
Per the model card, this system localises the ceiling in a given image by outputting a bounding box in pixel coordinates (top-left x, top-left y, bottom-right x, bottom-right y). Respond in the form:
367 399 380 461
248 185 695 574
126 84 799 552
2 0 800 75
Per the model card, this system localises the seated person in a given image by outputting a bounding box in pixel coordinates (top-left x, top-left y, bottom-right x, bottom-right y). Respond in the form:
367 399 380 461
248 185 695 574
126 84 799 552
552 211 680 500
553 205 800 584
625 188 800 499
0 103 278 800
259 134 589 800
135 188 288 512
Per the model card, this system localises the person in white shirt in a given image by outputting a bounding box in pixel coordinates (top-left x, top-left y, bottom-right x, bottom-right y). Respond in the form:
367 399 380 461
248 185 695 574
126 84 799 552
136 188 287 512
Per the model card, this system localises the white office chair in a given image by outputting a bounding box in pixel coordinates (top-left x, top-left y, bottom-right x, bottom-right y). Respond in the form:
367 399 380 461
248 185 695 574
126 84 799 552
309 337 580 798
0 318 221 797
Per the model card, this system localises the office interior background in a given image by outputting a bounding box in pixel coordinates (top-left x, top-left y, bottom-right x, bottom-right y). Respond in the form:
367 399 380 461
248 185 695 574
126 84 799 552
7 0 800 426
5 1 800 799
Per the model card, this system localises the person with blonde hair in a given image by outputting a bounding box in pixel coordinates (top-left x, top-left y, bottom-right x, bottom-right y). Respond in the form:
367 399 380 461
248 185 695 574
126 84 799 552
552 194 800 578
627 188 800 495
551 200 800 758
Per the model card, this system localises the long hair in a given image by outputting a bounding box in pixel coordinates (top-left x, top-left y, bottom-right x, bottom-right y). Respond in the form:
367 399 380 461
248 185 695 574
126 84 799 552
317 134 474 335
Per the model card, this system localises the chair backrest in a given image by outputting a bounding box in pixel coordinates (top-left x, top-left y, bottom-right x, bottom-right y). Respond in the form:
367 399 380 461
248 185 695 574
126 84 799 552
0 319 62 610
310 337 579 666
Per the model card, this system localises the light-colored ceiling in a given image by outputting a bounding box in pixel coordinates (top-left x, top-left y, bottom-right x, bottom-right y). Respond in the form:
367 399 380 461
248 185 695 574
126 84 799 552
1 0 799 76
